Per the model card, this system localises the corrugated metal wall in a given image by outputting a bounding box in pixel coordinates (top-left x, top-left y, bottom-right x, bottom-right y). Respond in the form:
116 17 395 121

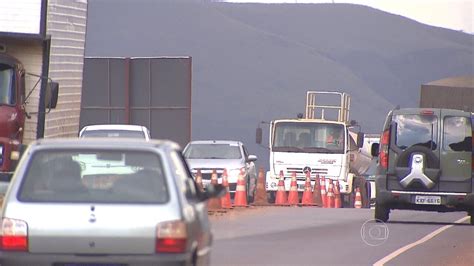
81 57 192 147
45 0 87 138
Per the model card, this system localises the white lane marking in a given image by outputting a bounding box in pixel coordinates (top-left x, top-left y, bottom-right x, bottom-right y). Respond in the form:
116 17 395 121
373 216 469 266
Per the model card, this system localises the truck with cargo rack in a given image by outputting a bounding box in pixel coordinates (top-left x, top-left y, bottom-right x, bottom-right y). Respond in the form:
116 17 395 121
256 91 371 206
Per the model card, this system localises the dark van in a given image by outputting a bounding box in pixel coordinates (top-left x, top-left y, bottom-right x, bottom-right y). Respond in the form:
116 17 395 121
372 108 474 224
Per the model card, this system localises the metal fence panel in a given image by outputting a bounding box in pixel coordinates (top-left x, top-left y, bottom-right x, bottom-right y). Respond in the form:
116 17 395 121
81 57 192 146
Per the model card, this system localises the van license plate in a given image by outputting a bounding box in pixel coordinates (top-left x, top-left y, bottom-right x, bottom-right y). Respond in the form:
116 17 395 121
415 195 441 205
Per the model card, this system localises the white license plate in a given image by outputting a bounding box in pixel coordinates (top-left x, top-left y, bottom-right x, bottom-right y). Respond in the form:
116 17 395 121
415 195 441 205
297 184 305 190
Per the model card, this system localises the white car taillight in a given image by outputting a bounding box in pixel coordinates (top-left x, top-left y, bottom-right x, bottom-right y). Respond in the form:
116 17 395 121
0 218 28 251
156 220 187 253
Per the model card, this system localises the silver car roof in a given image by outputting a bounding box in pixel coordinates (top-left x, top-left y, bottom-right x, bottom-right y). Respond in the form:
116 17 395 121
187 140 243 145
31 138 180 150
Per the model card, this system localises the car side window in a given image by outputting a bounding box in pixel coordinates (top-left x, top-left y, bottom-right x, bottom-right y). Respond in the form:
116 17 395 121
169 151 197 200
443 116 472 152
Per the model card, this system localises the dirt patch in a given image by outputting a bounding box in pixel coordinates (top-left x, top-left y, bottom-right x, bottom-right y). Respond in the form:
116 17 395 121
208 205 300 221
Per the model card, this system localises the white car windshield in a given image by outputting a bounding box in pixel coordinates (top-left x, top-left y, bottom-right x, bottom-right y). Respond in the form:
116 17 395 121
184 143 242 159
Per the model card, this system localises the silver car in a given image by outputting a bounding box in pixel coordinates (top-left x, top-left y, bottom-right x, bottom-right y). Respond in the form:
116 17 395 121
0 138 223 265
183 140 257 202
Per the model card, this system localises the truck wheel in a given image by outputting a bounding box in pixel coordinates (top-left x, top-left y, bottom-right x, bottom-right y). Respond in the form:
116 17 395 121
267 192 276 203
246 177 254 204
343 193 354 208
352 176 370 208
375 204 389 222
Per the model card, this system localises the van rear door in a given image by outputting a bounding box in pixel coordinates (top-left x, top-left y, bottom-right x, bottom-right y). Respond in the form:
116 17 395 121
438 110 472 193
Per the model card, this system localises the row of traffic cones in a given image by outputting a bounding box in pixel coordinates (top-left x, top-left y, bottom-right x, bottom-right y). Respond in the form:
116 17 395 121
196 168 249 211
198 167 365 210
273 171 363 208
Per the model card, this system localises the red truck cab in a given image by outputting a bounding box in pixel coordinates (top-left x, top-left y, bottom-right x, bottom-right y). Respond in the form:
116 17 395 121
0 54 26 178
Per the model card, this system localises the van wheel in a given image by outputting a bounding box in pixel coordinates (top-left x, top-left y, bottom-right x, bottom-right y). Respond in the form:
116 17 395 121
375 204 389 222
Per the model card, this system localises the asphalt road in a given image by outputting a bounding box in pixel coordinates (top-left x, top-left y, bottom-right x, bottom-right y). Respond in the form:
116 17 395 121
209 207 473 266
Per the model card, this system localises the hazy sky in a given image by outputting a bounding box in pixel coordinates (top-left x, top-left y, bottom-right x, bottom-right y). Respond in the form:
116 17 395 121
227 0 473 33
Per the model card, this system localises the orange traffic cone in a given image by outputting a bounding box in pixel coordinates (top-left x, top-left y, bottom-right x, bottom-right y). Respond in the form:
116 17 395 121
301 171 314 206
207 170 222 210
195 169 204 192
354 187 363 209
312 174 323 207
233 168 248 207
254 167 269 205
320 176 327 208
287 171 299 205
275 170 288 206
220 169 233 209
327 179 335 208
334 180 342 208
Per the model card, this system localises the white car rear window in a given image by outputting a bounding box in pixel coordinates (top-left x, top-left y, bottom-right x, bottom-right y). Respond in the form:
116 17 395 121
183 144 242 159
81 129 146 139
18 150 168 204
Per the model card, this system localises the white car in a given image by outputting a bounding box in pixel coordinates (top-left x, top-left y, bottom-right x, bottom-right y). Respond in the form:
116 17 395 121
79 124 151 140
183 140 258 202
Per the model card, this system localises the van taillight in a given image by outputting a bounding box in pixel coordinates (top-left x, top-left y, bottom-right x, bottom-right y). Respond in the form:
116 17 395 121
156 220 187 253
420 110 434 115
0 218 28 251
379 129 390 169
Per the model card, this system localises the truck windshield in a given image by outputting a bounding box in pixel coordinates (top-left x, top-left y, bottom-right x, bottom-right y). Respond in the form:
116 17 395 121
272 122 345 153
0 64 15 105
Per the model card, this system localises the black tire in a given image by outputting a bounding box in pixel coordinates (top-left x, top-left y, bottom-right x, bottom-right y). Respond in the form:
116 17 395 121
375 204 389 222
267 191 276 203
351 176 369 208
246 177 254 204
343 192 354 208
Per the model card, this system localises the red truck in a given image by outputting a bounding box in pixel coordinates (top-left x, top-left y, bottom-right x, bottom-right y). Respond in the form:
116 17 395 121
1 0 88 181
